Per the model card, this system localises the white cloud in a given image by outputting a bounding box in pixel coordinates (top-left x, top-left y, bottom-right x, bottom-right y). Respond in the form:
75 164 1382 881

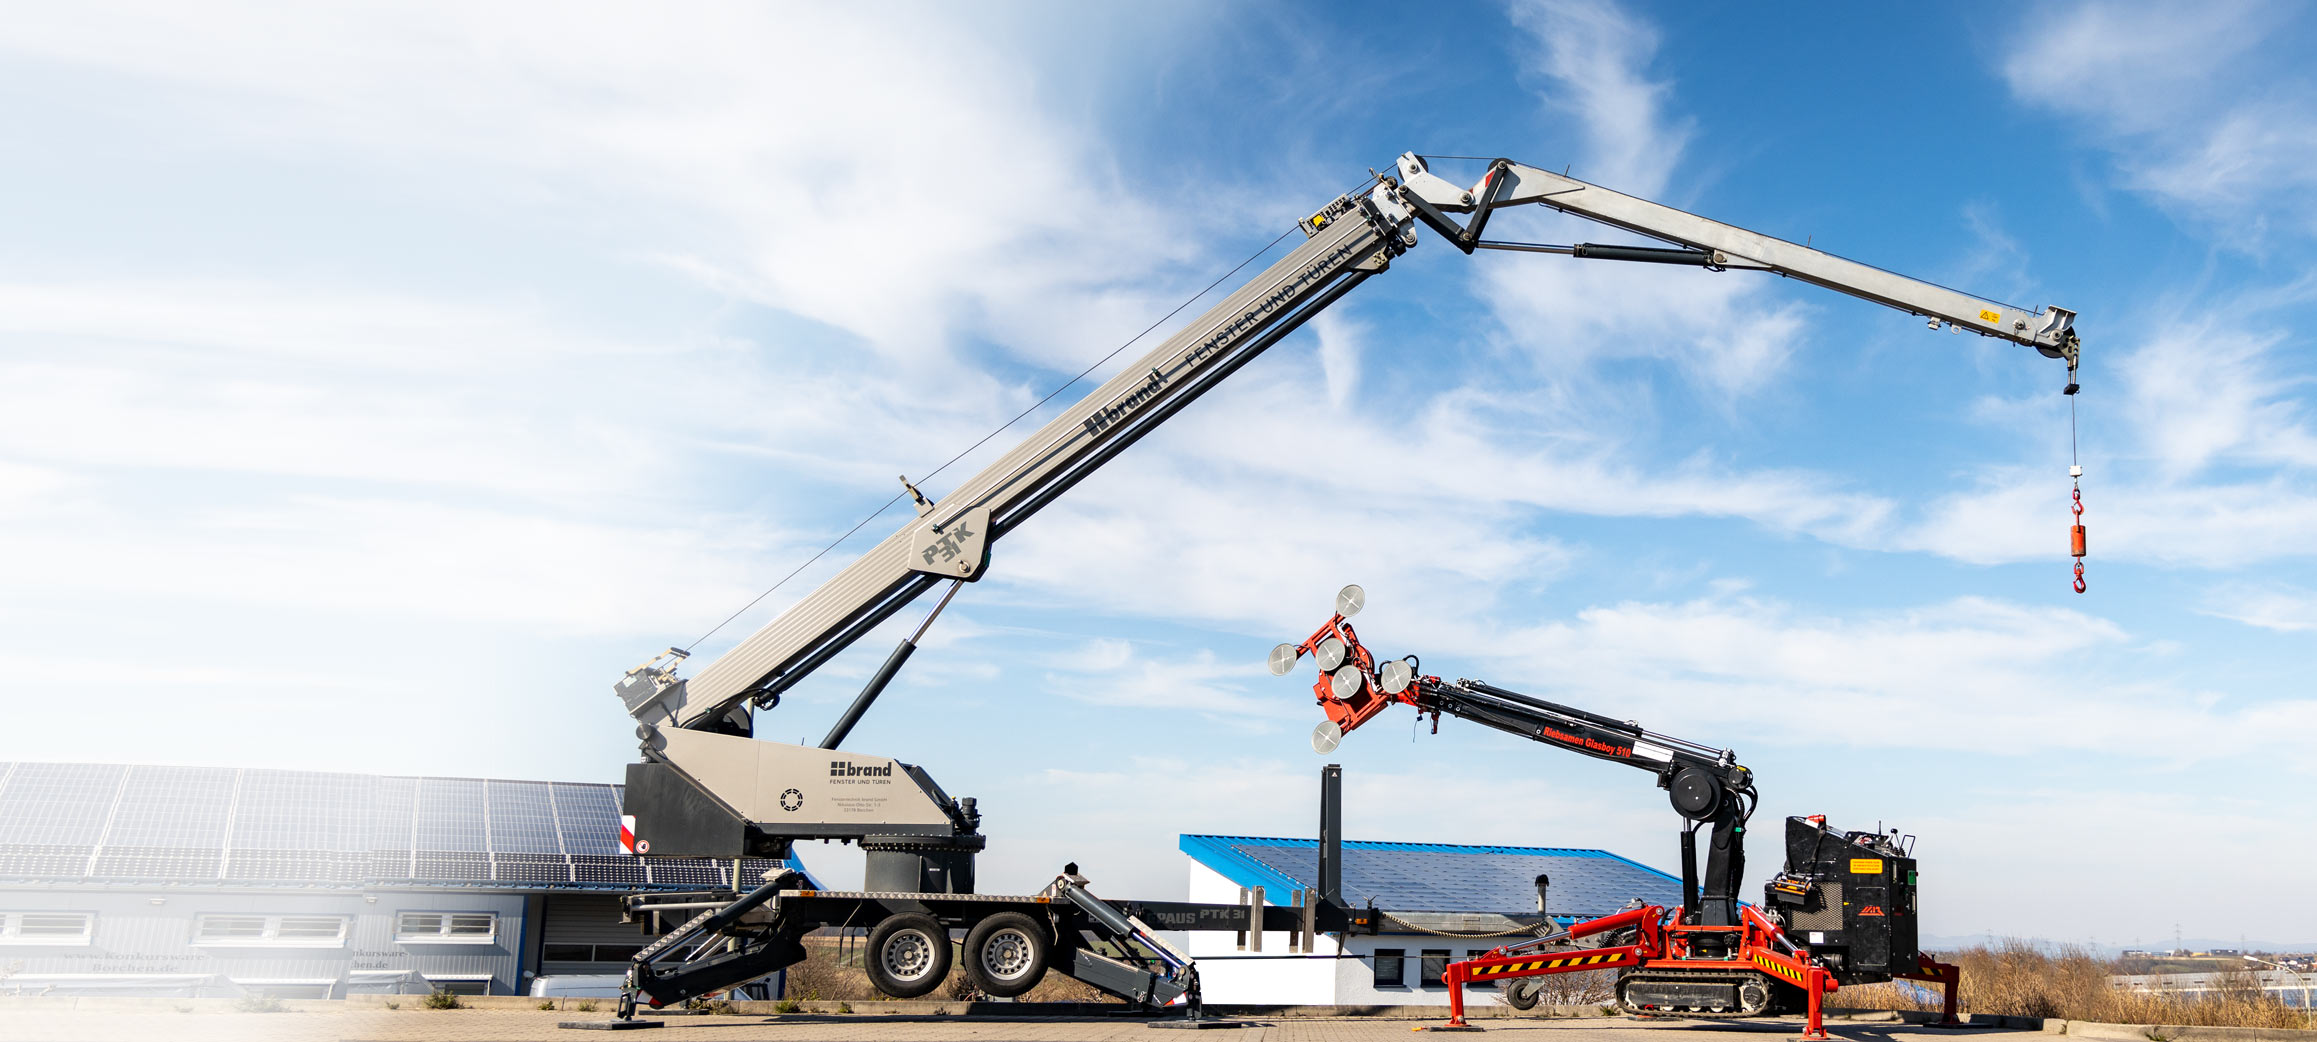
1902 300 2317 568
0 3 1201 371
1446 590 2315 768
1491 0 1806 400
2203 582 2317 632
2126 325 2317 477
1041 639 1301 723
1505 0 1692 197
2002 0 2317 236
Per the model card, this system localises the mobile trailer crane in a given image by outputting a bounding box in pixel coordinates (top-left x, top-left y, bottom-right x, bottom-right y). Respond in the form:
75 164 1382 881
605 151 2080 1019
1271 586 1959 1035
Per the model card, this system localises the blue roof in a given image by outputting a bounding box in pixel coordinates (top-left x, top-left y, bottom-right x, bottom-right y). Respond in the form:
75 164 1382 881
1181 834 1682 923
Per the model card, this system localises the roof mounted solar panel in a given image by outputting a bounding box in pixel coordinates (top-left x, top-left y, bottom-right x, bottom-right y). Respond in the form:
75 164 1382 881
0 763 126 846
485 780 560 854
0 763 800 891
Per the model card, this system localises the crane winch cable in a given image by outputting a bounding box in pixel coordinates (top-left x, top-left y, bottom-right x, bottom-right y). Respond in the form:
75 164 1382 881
678 219 1323 655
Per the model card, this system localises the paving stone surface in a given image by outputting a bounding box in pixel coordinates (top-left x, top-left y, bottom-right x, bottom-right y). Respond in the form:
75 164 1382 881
0 1008 2038 1042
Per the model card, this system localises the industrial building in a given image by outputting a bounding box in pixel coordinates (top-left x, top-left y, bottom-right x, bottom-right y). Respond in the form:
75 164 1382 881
0 761 807 998
1181 834 1682 1006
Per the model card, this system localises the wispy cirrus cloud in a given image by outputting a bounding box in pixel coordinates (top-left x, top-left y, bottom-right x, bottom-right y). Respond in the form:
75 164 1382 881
2002 0 2317 238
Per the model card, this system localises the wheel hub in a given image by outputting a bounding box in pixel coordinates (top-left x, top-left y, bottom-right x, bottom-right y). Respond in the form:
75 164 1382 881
981 929 1034 981
884 932 935 981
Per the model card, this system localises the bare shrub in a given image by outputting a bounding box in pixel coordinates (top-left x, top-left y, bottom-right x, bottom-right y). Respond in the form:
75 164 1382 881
1836 940 2306 1029
1508 968 1615 1006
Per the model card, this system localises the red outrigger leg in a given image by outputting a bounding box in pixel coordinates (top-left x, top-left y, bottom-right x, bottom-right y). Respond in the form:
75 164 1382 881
1439 959 1478 1030
1798 965 1832 1041
1895 952 1963 1025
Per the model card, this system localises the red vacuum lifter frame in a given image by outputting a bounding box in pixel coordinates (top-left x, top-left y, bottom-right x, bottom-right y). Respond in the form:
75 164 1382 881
1279 609 1963 1035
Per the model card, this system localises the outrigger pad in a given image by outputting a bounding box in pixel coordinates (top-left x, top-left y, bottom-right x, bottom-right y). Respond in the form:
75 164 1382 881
1419 1026 1485 1032
559 1019 665 1031
1148 1018 1258 1029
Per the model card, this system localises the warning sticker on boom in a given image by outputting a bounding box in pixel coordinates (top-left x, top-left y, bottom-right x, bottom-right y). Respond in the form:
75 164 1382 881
1978 309 2001 323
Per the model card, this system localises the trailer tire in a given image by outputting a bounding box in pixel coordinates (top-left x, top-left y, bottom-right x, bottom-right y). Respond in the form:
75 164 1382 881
865 913 952 998
963 911 1050 997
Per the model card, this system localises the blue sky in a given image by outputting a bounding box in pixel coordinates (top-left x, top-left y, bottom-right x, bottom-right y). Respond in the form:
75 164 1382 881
3 1 2313 947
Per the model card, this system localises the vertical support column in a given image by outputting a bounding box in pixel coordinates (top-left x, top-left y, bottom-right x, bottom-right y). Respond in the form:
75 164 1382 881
1319 764 1343 905
1236 887 1250 951
1941 966 1960 1025
1432 961 1479 1031
1800 967 1831 1041
1248 886 1264 952
1288 889 1305 953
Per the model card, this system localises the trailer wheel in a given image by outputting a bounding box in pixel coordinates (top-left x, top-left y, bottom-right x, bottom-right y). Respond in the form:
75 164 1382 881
865 913 953 998
962 911 1050 997
1501 977 1542 1010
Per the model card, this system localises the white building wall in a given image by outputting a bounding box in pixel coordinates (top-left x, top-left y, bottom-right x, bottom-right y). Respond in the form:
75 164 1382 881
1184 861 1503 1007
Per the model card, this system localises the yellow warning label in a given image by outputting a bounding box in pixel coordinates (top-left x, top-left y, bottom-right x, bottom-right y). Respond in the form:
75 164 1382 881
1850 858 1884 874
1978 309 2001 323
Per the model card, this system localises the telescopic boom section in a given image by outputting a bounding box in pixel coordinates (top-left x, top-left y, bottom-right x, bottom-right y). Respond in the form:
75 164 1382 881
620 182 1416 733
622 151 2079 745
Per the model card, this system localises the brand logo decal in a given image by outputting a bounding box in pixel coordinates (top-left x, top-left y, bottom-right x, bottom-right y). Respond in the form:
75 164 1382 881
1080 235 1364 441
919 516 978 567
1082 370 1168 438
1537 723 1633 758
829 761 894 778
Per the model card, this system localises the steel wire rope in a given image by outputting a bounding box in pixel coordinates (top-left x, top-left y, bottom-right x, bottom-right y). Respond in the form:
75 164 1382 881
679 219 1322 655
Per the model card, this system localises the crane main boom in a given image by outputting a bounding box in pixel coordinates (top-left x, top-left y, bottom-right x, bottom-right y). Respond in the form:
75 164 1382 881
611 150 2081 864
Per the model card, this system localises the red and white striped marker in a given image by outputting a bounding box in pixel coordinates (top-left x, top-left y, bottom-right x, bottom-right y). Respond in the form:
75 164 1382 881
620 815 637 855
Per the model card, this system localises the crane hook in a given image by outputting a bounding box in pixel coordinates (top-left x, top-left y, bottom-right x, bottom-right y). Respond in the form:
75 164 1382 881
2069 479 2087 594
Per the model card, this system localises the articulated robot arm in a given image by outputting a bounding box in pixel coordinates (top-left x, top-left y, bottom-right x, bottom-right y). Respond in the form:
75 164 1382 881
1270 586 1757 938
613 152 2080 864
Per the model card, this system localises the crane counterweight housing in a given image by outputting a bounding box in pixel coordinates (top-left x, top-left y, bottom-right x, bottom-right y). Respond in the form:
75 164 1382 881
603 149 2080 1017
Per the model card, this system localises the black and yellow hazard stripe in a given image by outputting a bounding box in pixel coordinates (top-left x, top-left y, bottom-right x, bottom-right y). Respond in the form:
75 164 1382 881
1468 952 1622 978
1750 953 1810 986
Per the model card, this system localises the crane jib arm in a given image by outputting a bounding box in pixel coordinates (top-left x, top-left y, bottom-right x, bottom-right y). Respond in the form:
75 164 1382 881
1395 154 2078 358
629 185 1414 732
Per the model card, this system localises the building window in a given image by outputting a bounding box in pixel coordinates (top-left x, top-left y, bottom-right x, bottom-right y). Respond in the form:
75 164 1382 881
396 911 497 943
235 980 334 1000
0 912 94 945
1420 949 1453 988
424 976 493 996
193 914 348 947
1373 948 1406 988
544 942 642 963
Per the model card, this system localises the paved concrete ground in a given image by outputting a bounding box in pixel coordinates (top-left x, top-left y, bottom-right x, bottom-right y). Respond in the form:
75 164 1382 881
0 1008 2037 1042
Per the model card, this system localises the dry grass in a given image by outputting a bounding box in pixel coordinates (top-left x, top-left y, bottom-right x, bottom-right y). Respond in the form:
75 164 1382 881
780 933 1112 1004
1837 940 2312 1029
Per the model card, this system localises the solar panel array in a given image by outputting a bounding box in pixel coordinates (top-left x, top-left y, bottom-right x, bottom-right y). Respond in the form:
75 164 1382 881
0 762 793 890
1195 837 1684 919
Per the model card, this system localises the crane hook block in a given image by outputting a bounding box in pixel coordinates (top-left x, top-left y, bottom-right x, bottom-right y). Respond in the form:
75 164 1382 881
2070 524 2086 559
